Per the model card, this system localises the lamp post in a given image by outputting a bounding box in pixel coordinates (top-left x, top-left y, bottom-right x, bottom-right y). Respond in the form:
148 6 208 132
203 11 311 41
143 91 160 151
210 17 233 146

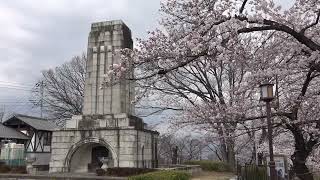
260 82 276 180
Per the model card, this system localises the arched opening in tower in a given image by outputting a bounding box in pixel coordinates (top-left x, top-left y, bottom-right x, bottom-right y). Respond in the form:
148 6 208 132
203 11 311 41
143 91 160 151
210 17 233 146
69 143 113 172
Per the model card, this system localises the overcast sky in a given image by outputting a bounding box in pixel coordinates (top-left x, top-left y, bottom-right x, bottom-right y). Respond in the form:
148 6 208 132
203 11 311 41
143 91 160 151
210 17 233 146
0 0 161 118
0 0 161 84
0 0 294 121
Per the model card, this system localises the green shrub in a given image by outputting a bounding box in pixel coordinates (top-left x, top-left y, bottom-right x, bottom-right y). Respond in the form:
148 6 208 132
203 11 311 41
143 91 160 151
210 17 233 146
0 164 27 174
129 170 191 180
0 164 11 173
184 160 231 172
10 166 27 174
106 167 157 177
96 168 106 176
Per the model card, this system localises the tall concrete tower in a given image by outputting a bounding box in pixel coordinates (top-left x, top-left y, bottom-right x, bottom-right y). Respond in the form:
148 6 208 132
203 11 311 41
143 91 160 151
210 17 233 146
83 20 134 115
50 20 158 173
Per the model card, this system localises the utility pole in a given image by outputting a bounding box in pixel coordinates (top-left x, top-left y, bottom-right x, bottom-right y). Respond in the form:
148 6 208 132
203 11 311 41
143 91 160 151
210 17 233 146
39 81 44 118
0 105 4 123
275 75 280 109
252 120 258 165
266 101 276 180
199 144 202 161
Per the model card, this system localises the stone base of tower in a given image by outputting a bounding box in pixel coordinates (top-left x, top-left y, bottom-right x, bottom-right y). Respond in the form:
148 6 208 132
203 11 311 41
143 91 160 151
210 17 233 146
49 113 159 173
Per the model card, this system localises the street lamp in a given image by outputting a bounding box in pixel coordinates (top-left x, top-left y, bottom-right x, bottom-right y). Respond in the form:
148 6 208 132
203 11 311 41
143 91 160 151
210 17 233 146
260 83 274 101
260 82 276 180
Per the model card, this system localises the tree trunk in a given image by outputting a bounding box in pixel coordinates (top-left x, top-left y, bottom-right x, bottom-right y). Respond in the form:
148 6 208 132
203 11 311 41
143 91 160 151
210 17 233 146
292 152 314 180
172 146 178 164
257 152 264 165
218 129 228 162
218 126 236 171
221 142 228 162
226 138 236 172
293 157 313 180
290 125 315 180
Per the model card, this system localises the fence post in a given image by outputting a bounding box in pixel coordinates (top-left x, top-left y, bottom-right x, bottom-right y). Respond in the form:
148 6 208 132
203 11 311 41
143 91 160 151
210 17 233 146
240 165 244 180
245 164 248 180
237 164 241 180
266 165 269 180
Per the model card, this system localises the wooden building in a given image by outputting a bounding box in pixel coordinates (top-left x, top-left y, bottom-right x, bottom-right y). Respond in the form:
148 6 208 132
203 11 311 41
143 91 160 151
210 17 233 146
0 123 29 144
3 114 59 170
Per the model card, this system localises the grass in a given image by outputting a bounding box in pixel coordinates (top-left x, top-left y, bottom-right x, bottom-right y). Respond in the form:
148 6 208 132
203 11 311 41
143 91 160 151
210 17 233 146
184 160 231 172
129 170 191 180
191 171 234 180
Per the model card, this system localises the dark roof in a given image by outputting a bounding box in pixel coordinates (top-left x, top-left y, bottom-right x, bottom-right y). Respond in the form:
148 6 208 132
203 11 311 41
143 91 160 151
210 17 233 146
0 123 29 140
4 114 59 131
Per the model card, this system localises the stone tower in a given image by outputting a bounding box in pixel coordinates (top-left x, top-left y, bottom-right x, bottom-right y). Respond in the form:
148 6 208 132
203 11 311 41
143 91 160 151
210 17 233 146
49 20 159 173
83 20 134 115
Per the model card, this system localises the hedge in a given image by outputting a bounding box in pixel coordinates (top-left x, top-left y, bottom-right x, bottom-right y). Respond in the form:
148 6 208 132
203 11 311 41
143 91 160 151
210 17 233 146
128 170 191 180
96 167 157 176
0 164 10 173
184 160 231 172
0 164 27 174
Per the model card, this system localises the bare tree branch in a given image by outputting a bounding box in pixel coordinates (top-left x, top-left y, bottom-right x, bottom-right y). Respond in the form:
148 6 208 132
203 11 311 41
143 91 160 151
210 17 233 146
300 10 320 34
239 0 248 14
236 16 320 51
31 54 86 125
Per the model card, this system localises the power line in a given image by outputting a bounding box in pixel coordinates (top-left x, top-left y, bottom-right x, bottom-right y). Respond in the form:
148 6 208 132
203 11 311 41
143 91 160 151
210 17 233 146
0 80 35 92
0 97 33 112
0 97 36 102
0 84 33 89
0 81 43 119
0 104 33 106
0 102 35 104
39 81 44 118
0 86 35 92
4 101 38 119
0 80 35 87
0 83 33 88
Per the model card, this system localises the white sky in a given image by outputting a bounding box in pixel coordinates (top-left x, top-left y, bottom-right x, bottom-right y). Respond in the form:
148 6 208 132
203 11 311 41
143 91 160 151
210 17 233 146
0 0 161 118
0 0 294 120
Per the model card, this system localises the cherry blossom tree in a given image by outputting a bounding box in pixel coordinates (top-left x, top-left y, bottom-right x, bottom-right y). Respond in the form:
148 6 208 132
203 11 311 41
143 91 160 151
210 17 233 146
104 0 320 179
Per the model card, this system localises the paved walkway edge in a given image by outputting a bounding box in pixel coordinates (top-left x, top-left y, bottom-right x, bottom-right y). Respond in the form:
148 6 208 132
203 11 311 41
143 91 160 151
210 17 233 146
0 173 127 180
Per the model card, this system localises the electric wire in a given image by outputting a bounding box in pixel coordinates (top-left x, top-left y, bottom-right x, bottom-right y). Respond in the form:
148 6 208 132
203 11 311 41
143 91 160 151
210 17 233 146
0 80 35 87
0 80 43 119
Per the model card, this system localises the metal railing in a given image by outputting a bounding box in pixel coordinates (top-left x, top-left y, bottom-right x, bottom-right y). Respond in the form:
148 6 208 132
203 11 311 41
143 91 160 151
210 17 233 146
237 164 285 180
0 145 26 167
